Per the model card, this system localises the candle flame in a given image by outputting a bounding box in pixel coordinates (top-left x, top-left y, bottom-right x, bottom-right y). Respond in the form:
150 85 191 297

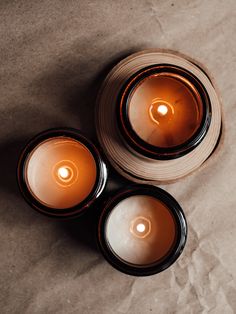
149 99 174 125
57 166 73 182
130 216 151 239
157 104 168 116
136 223 146 233
58 167 70 179
53 160 79 187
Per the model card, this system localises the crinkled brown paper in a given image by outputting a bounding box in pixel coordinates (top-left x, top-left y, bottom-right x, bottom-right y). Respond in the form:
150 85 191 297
0 1 235 313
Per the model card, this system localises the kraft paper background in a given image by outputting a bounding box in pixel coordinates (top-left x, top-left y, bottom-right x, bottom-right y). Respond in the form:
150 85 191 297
0 1 235 313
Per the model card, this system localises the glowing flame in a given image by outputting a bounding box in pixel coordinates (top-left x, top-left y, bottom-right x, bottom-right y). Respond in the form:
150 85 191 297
130 216 151 239
149 99 174 125
136 223 146 233
157 104 168 116
53 160 78 187
58 167 70 179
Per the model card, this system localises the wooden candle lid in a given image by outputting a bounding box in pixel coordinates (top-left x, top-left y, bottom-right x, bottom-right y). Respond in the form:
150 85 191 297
95 50 222 184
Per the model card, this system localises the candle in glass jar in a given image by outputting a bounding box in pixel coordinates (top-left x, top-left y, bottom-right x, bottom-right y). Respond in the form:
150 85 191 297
106 195 177 265
25 137 97 209
118 65 210 159
98 186 187 276
128 73 203 147
18 129 107 217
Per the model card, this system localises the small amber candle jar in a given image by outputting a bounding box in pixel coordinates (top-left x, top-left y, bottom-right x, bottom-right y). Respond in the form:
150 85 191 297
117 65 211 159
98 185 187 276
17 128 107 218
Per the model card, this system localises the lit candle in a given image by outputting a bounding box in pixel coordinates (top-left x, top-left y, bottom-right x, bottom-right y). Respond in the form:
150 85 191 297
98 185 187 276
118 65 211 159
18 128 107 218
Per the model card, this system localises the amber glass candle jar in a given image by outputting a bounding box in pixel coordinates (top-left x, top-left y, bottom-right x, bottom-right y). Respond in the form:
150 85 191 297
98 185 187 276
117 65 211 159
17 128 107 218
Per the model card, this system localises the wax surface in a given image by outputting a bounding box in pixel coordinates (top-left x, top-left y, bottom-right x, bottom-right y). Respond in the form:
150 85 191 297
106 195 177 265
25 137 97 209
128 73 203 148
